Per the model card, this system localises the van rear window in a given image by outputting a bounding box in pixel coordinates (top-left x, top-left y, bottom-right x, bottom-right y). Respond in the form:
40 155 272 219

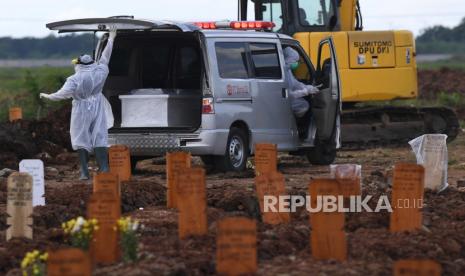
215 42 249 79
250 43 282 79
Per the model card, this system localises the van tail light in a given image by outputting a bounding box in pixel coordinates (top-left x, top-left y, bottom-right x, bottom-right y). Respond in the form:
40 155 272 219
202 98 215 114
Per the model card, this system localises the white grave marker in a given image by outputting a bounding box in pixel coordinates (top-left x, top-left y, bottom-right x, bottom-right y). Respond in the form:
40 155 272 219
19 160 45 206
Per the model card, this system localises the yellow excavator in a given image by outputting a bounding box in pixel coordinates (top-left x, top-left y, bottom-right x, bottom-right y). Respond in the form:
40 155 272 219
239 0 459 146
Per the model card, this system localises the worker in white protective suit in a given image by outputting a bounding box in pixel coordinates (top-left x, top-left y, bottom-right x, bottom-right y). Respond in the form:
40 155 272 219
283 47 320 118
40 27 117 180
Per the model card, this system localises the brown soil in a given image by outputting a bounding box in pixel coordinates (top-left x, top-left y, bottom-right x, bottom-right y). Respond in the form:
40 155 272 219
1 133 465 276
0 104 71 169
418 68 465 100
1 68 465 275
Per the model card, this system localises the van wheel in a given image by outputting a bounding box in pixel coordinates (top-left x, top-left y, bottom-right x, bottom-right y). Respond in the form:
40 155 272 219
215 127 249 172
306 141 337 165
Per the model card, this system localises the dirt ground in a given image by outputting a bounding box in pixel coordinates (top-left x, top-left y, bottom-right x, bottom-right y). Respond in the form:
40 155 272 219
1 68 465 275
418 68 465 101
1 130 465 276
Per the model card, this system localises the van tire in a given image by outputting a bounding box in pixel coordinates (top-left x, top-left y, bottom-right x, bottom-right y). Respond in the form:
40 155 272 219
215 127 249 172
306 142 337 165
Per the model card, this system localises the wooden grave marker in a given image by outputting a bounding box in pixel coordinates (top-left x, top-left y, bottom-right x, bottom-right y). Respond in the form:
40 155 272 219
255 143 278 176
177 167 207 239
309 179 347 261
166 151 191 208
87 192 121 264
390 163 425 233
255 171 290 225
216 217 257 276
6 172 33 241
330 164 362 197
9 107 22 122
109 145 131 182
47 248 91 276
19 159 45 206
394 260 441 276
93 172 120 198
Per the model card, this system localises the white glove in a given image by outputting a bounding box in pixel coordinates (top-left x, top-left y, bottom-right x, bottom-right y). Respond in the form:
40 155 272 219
306 84 322 95
108 25 117 40
39 93 50 99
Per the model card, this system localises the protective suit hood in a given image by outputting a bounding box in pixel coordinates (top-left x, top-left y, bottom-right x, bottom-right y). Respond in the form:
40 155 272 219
74 63 97 73
284 47 300 65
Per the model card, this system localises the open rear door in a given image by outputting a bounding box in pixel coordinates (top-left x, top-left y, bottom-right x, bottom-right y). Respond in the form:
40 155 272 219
46 17 199 33
312 37 342 148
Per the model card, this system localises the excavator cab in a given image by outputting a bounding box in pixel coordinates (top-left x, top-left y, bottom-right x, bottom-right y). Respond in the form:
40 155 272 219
239 0 363 35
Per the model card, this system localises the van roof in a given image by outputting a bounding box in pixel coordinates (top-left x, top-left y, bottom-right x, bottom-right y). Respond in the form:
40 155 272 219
46 17 294 40
200 29 293 40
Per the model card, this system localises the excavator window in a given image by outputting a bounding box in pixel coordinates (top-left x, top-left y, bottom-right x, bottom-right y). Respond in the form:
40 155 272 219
297 0 334 27
246 0 284 32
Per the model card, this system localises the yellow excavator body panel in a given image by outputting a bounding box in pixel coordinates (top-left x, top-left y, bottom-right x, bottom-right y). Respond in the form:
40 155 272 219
295 30 418 102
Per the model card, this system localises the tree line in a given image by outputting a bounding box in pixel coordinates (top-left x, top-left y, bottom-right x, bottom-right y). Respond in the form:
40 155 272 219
0 18 464 58
0 34 96 59
416 17 465 54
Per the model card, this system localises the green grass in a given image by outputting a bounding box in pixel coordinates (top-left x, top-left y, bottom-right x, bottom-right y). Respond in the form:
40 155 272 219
418 56 465 70
0 67 73 121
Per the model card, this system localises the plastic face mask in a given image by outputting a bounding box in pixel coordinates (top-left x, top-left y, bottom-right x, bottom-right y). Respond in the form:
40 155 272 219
290 62 299 71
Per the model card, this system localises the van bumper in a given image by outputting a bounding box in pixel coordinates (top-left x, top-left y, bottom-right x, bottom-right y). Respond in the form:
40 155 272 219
108 129 228 156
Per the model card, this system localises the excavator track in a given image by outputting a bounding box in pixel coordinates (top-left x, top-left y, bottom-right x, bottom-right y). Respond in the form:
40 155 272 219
341 106 460 149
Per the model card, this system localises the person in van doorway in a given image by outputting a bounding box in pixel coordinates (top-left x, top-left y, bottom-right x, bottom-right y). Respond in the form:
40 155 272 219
283 47 320 118
40 26 118 180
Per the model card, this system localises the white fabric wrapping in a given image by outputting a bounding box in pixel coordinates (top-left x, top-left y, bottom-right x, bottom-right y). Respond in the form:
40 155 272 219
409 134 448 192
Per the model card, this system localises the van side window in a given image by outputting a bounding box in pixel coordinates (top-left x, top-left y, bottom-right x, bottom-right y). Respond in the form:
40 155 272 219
215 42 249 79
283 45 314 84
249 43 281 79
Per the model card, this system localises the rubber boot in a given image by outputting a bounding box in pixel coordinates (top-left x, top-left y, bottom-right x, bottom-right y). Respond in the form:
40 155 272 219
94 147 109 173
77 149 90 180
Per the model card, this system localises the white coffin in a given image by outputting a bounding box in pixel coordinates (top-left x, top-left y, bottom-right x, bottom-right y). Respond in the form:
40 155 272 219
120 94 169 127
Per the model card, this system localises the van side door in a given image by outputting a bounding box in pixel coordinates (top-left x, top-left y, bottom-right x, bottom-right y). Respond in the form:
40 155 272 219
249 40 297 151
312 37 342 148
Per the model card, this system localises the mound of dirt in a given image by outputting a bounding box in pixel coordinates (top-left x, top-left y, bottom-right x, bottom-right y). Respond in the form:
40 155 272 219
418 68 465 100
121 180 166 212
0 104 71 169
